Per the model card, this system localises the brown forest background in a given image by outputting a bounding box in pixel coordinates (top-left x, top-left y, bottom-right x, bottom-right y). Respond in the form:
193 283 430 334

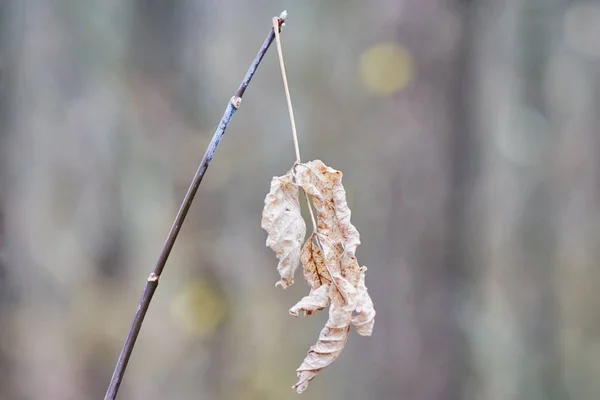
1 1 600 399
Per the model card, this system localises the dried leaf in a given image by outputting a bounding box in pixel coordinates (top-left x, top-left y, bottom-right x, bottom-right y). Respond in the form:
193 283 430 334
331 273 358 307
261 171 306 288
300 233 331 289
289 283 330 317
339 251 362 290
332 176 361 255
351 268 376 336
293 300 352 394
262 160 375 393
295 160 361 255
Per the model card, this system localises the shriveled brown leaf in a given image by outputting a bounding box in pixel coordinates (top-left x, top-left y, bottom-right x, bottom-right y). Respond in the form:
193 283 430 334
263 160 375 393
261 171 306 288
289 283 330 317
339 252 362 289
295 160 361 255
331 273 358 307
291 239 362 393
300 233 331 289
332 176 361 254
293 299 352 394
351 267 376 336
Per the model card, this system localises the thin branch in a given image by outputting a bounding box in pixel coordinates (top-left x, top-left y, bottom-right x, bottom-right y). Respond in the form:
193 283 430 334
104 13 287 400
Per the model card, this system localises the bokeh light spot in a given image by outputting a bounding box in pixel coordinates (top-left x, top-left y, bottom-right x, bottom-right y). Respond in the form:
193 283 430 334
171 279 227 338
359 43 414 95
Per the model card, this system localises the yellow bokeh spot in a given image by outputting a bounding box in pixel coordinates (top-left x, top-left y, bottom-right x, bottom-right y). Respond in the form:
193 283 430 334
170 279 227 338
359 43 414 95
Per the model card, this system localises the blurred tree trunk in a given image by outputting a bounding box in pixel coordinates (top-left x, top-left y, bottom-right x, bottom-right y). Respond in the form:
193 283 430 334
370 1 473 399
2 1 134 398
0 2 15 398
550 0 600 398
468 0 567 399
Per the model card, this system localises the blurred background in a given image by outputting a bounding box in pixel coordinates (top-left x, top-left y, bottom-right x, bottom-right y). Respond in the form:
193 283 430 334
1 0 599 399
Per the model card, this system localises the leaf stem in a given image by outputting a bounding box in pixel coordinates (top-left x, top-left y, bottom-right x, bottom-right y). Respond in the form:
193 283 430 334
103 14 286 400
270 16 320 247
303 191 318 234
271 17 335 294
272 16 301 164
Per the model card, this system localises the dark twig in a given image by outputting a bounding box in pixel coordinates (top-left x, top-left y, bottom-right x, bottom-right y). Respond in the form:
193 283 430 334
104 13 287 400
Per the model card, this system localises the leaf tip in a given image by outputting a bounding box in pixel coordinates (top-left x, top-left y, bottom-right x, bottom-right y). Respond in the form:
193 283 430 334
275 278 294 289
293 373 312 394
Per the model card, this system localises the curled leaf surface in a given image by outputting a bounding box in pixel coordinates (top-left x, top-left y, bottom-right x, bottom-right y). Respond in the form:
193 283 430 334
295 160 361 255
351 268 376 336
293 301 351 394
300 233 331 289
262 160 375 393
261 171 306 288
289 283 330 317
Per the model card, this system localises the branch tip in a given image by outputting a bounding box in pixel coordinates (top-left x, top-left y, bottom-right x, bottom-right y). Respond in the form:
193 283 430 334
277 10 287 30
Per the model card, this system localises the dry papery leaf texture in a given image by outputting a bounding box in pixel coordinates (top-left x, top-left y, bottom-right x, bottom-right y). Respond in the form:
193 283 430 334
261 159 375 393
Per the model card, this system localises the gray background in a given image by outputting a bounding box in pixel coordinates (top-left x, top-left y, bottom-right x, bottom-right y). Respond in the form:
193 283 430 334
1 1 600 399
